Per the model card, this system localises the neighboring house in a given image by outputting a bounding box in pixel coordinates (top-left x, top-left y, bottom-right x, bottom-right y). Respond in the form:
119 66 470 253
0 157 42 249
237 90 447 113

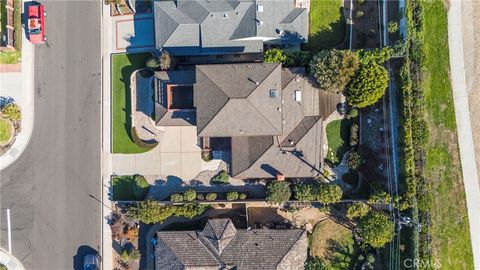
155 218 308 270
153 0 308 56
194 63 342 178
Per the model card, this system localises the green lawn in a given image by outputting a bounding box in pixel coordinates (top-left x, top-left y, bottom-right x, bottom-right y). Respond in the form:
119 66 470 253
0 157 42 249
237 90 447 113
0 50 21 64
305 0 346 51
325 119 352 166
112 52 154 153
309 218 358 269
421 0 473 268
0 118 12 144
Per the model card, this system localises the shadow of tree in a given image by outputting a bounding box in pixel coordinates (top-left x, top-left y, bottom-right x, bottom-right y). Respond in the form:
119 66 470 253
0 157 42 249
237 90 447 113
304 7 347 51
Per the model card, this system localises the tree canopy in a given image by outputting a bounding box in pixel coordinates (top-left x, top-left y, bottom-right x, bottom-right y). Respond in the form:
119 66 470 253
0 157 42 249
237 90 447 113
357 211 394 248
266 181 292 204
309 49 359 94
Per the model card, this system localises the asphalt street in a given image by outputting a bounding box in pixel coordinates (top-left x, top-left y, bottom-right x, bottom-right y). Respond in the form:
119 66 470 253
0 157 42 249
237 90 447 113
0 1 102 269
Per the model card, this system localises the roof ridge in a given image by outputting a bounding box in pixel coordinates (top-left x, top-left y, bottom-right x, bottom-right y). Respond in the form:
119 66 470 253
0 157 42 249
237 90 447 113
245 63 282 99
196 67 229 134
197 232 226 267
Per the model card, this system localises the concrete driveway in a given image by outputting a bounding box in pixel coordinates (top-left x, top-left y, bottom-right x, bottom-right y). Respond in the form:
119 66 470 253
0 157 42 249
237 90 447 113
112 126 203 180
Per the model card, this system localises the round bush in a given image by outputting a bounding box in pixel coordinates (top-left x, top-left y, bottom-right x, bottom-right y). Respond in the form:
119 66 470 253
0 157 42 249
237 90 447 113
170 193 183 202
132 174 150 200
206 193 217 201
238 193 247 200
183 189 197 202
196 193 205 200
226 191 239 201
1 103 21 121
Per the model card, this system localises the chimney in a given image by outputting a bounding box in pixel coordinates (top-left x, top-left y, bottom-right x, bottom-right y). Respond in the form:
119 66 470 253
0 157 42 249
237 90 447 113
276 173 285 181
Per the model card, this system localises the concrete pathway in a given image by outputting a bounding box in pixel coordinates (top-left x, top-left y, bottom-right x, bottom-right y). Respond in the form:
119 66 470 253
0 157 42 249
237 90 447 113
0 29 34 170
447 1 480 269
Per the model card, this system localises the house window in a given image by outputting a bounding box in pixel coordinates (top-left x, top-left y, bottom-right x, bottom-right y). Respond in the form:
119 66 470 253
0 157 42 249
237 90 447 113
294 90 301 101
257 5 263 12
269 89 279 98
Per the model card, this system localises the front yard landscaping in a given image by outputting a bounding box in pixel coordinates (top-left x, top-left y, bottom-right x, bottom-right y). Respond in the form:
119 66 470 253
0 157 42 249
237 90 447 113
112 52 154 153
421 0 473 267
325 118 353 166
305 0 346 51
112 175 150 201
0 50 21 64
0 117 12 144
309 218 359 269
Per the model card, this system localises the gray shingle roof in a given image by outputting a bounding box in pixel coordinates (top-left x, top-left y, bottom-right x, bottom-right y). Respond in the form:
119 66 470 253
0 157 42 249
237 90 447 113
154 0 307 55
194 63 283 137
155 218 308 270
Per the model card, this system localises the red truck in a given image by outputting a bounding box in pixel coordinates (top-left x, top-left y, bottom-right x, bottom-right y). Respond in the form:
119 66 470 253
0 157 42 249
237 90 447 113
27 3 46 44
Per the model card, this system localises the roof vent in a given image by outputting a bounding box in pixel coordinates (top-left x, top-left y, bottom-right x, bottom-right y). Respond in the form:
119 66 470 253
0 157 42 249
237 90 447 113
223 13 229 19
257 5 264 12
269 89 278 98
294 90 302 102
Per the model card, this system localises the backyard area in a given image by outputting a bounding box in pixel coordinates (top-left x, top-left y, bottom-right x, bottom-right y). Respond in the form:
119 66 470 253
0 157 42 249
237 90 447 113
421 0 473 268
309 218 358 269
325 118 352 166
305 0 346 51
112 52 154 153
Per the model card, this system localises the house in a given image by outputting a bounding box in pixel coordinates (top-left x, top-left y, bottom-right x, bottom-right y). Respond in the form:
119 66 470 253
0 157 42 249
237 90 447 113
154 218 308 270
153 0 308 56
194 63 342 178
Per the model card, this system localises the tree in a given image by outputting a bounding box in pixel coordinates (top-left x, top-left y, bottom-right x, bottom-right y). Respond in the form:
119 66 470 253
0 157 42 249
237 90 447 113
368 191 392 204
266 181 291 204
345 108 358 119
146 50 171 71
226 191 239 201
183 189 197 202
309 49 359 94
347 151 363 170
132 174 149 200
357 211 394 248
264 48 287 63
206 193 217 201
1 103 21 121
316 183 343 204
346 202 370 219
388 21 399 34
345 62 389 108
293 184 316 201
170 194 183 202
126 200 174 224
304 257 328 270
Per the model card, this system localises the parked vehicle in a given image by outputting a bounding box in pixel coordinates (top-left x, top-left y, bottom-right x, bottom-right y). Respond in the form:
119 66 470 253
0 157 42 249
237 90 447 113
83 253 100 270
27 2 46 44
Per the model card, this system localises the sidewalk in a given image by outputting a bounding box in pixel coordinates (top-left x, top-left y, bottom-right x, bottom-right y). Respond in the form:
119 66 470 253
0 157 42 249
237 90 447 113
0 30 34 171
447 1 480 269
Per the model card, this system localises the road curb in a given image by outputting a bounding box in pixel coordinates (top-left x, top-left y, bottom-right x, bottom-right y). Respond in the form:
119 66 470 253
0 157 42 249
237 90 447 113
0 248 25 270
0 28 34 171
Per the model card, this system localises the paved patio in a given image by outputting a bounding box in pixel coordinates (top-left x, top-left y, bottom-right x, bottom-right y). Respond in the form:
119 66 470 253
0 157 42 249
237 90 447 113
113 13 155 52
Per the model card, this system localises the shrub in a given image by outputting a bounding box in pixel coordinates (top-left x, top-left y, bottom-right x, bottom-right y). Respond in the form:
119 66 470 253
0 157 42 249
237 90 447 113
206 193 217 201
346 62 389 108
388 21 399 34
346 202 370 219
316 183 343 204
1 103 21 121
285 50 313 67
266 181 292 204
126 200 208 224
304 256 327 270
347 151 363 170
264 48 287 63
368 191 392 204
211 170 229 184
350 123 359 146
356 11 364 18
309 49 360 94
226 191 239 201
358 211 394 248
170 194 183 202
293 184 316 201
183 189 197 202
159 50 171 70
346 108 358 119
358 0 365 4
132 174 149 200
196 193 205 200
238 193 247 200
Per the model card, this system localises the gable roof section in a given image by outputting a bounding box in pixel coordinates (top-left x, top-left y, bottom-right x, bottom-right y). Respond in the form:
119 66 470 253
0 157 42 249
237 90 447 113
231 136 274 176
201 219 237 254
194 63 283 137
